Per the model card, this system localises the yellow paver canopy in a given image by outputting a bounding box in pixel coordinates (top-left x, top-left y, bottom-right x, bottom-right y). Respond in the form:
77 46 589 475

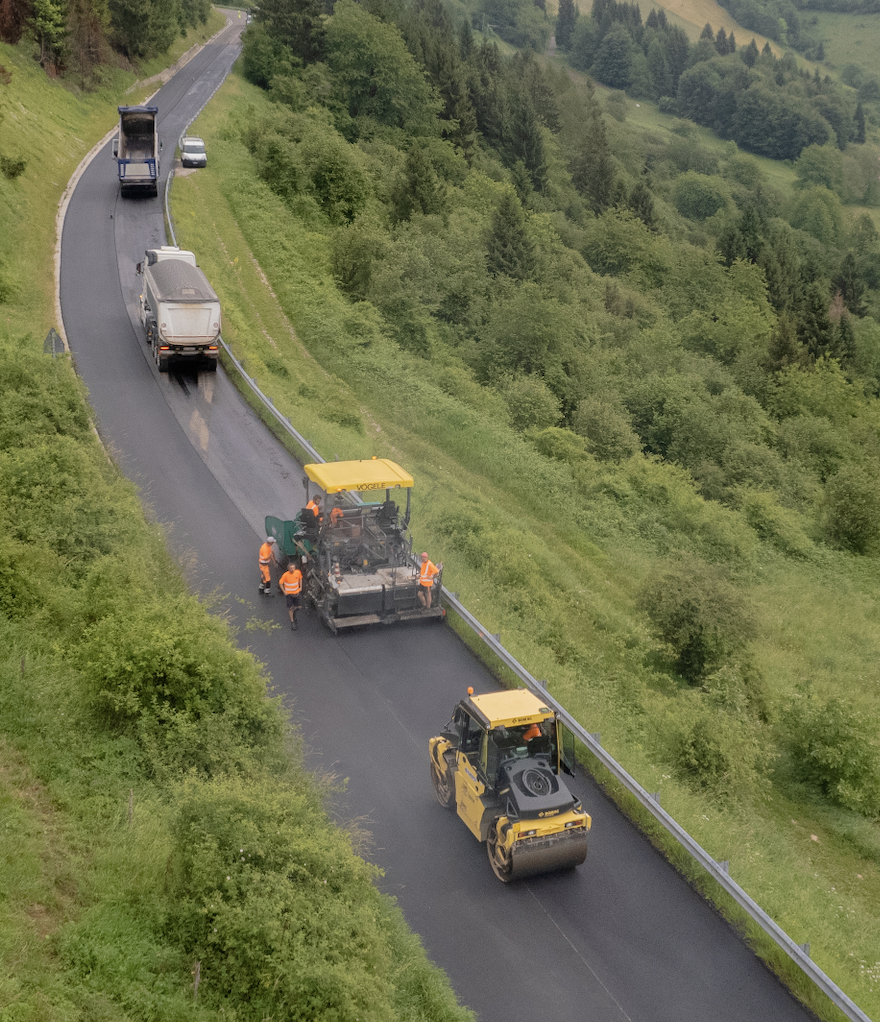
305 459 414 493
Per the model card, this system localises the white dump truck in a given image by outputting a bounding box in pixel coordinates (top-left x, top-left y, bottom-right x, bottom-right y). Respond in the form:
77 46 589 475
113 106 161 197
136 247 221 372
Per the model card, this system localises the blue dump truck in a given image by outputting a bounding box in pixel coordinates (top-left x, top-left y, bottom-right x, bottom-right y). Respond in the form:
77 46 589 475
113 106 161 197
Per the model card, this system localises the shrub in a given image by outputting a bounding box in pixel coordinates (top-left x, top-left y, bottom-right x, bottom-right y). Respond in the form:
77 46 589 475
782 693 880 816
639 557 756 683
166 774 398 1021
670 703 763 796
572 396 642 462
824 464 880 554
496 375 561 432
0 153 26 179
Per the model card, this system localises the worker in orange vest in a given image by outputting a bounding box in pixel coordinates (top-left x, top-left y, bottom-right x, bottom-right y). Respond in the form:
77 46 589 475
278 560 304 630
417 551 442 609
305 494 322 519
258 536 277 595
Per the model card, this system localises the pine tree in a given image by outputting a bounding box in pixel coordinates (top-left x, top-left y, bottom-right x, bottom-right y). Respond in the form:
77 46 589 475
727 32 736 53
505 90 548 193
742 38 759 68
763 313 806 372
645 8 658 29
714 27 727 55
656 7 667 28
700 22 714 41
833 252 868 317
853 102 866 145
796 281 835 360
486 191 536 281
829 307 856 367
392 145 445 222
556 0 578 50
569 91 616 212
628 180 657 230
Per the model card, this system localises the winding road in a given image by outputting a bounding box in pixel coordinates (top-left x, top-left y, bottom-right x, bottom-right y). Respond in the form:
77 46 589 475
59 16 818 1021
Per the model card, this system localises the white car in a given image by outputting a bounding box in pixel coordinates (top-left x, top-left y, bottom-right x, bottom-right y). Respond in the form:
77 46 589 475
180 136 207 168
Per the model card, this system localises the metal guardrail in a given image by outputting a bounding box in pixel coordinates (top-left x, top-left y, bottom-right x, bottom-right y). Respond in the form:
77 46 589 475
161 68 872 1022
210 341 871 1022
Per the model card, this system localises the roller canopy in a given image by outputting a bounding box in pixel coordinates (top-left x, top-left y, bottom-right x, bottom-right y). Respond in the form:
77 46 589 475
305 459 414 493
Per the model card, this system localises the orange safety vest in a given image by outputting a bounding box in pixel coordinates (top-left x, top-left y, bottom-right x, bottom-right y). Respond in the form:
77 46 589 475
419 559 439 587
259 542 275 565
280 569 302 595
306 500 321 517
330 506 343 524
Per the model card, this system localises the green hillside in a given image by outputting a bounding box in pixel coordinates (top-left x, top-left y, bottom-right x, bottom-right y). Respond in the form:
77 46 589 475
3 0 880 1018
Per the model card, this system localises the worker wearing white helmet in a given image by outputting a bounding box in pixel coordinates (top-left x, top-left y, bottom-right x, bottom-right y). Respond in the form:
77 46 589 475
258 536 277 595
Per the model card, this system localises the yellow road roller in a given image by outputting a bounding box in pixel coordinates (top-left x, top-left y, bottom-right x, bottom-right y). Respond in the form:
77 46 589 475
429 688 591 882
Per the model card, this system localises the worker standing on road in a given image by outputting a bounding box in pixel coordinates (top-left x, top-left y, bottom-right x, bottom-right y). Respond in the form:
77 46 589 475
259 536 277 595
417 551 442 609
279 560 304 630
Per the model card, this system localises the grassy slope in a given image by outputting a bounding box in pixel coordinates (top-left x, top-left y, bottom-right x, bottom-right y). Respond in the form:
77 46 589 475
813 8 880 80
0 26 473 1022
171 70 880 1021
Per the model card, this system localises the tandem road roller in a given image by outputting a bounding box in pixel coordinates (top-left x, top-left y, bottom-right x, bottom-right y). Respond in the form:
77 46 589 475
429 688 591 882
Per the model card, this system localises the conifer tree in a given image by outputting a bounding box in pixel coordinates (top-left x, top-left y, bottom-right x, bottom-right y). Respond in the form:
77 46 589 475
763 313 806 372
628 180 657 230
796 281 834 360
833 252 868 317
728 32 736 53
700 22 714 40
829 308 856 367
569 92 616 212
556 0 577 49
853 102 866 144
742 38 759 68
714 27 727 55
392 145 445 222
505 90 548 192
486 191 535 281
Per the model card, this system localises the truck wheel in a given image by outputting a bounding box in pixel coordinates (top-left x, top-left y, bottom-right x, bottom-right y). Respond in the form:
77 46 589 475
430 758 455 810
487 819 514 883
157 353 170 373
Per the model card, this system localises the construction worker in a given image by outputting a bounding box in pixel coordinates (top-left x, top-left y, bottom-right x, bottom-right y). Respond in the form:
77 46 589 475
278 560 303 630
417 551 442 609
329 500 344 527
258 536 277 595
305 493 322 518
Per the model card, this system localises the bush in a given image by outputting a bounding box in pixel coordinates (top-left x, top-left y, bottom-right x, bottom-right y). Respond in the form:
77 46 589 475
496 375 561 432
167 774 398 1021
782 693 880 816
572 396 642 462
670 702 764 796
0 153 26 179
824 464 880 554
639 557 756 683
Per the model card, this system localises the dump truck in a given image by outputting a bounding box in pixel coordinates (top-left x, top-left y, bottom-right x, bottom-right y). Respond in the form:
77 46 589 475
113 106 161 197
136 247 220 372
265 458 444 633
429 688 591 882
